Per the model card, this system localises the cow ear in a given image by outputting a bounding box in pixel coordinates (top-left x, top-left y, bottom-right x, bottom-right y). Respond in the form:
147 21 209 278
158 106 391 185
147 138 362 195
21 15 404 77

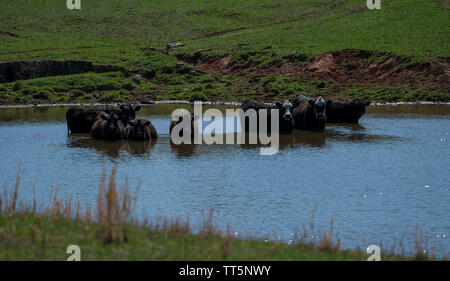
308 100 315 106
134 105 141 112
144 121 150 126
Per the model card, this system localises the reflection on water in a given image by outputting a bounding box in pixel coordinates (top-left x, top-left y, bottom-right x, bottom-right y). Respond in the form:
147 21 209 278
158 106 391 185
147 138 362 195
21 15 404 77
66 130 399 158
124 139 157 156
240 128 401 150
327 123 366 131
240 131 327 149
367 104 450 116
67 135 157 158
325 129 402 143
0 103 449 257
170 141 199 158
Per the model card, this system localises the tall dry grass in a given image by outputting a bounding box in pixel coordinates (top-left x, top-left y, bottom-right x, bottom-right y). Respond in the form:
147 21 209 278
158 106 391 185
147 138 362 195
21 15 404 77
0 162 23 213
295 203 341 253
0 164 137 244
199 208 222 238
96 167 133 243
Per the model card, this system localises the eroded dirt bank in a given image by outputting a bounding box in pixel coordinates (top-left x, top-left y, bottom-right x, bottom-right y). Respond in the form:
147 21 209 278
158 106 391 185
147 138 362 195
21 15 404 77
193 49 450 94
0 49 448 105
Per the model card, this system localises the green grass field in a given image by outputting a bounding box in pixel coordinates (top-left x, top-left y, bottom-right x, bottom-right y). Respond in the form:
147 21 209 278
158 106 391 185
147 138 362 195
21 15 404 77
0 0 448 103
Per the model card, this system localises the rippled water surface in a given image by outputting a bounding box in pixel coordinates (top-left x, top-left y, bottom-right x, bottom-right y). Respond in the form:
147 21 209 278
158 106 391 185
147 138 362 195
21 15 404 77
0 104 449 256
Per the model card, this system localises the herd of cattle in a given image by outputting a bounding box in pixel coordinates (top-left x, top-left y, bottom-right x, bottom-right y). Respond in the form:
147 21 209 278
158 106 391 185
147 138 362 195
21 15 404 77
66 104 157 140
65 96 370 141
241 95 369 134
66 103 195 141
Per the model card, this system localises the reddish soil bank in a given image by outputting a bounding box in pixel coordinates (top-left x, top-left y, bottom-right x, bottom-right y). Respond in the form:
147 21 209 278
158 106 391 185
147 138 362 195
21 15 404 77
196 49 450 93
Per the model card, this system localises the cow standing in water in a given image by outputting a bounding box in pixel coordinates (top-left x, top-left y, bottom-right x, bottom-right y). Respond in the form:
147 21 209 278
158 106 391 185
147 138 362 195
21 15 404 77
292 95 331 131
240 100 295 134
90 111 125 140
125 118 158 141
66 104 141 134
66 108 102 134
325 100 370 124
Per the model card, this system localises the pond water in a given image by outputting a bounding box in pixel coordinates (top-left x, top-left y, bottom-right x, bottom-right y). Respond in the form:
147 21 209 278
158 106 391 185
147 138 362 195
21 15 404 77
0 104 449 257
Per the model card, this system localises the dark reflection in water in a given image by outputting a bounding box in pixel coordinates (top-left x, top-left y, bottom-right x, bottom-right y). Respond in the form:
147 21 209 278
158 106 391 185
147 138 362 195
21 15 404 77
0 103 449 257
67 135 157 158
0 106 73 123
325 129 402 143
240 131 327 149
170 141 199 158
64 122 402 156
240 128 401 150
328 123 366 131
124 139 157 156
367 104 450 116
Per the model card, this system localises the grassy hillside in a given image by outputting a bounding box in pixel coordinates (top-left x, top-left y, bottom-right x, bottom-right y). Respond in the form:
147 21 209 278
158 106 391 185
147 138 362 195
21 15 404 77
1 0 448 60
0 0 448 104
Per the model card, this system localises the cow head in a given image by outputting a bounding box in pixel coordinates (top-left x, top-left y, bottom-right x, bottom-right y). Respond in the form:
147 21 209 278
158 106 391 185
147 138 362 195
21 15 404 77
275 100 294 121
308 97 329 120
119 104 141 122
100 112 122 134
127 119 151 139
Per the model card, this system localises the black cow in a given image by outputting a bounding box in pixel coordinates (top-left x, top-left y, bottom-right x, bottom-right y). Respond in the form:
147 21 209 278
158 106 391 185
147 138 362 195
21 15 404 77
292 95 331 131
66 104 141 133
240 100 295 134
326 100 370 124
125 118 158 141
90 111 125 140
116 104 141 125
66 108 102 134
